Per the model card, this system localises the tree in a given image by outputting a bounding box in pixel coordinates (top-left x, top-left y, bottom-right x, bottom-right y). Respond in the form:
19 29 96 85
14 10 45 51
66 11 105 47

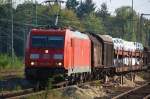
114 6 137 41
0 0 6 4
0 1 12 54
77 0 95 18
1 0 150 56
82 13 104 34
142 19 150 46
59 9 83 31
66 0 79 11
96 3 110 20
96 3 110 34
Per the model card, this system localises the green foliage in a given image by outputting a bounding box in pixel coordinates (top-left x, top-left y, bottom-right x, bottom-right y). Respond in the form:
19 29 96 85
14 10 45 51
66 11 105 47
59 9 84 31
15 2 35 25
0 54 9 69
0 4 11 19
82 13 104 34
14 84 22 91
0 54 23 69
44 78 53 99
66 0 79 11
141 19 150 45
0 1 150 57
96 3 110 35
28 90 69 99
112 6 140 41
77 0 95 18
0 0 7 4
96 3 110 20
115 6 135 20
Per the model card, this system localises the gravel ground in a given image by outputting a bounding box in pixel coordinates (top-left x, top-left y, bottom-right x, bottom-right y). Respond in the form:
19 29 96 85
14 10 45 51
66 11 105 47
59 74 149 99
0 72 149 99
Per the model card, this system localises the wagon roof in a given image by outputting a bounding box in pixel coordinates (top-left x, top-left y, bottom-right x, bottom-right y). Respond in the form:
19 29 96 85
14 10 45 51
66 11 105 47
86 33 100 43
97 34 113 43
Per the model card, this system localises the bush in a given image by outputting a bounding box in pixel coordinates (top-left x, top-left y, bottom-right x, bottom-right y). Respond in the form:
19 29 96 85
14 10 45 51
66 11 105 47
0 54 23 70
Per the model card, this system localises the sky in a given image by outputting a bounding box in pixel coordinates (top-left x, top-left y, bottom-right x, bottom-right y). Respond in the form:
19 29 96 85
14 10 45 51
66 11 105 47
94 0 150 16
16 0 150 18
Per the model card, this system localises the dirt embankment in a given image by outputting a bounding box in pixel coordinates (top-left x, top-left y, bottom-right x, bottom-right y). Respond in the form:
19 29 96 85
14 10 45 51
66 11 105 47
62 85 107 99
53 74 148 99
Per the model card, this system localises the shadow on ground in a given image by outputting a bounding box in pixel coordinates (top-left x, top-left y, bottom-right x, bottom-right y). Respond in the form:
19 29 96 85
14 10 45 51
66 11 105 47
0 77 32 91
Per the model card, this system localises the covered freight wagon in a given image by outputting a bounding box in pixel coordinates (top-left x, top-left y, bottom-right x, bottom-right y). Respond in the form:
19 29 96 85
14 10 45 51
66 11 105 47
87 33 103 68
95 34 114 67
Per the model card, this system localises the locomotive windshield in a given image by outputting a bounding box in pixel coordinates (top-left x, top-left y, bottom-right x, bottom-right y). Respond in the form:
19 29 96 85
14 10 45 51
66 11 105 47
31 35 64 48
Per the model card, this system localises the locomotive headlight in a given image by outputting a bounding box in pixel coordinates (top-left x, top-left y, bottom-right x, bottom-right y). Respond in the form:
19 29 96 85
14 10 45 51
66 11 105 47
30 54 39 59
31 62 34 66
58 62 62 66
45 50 49 54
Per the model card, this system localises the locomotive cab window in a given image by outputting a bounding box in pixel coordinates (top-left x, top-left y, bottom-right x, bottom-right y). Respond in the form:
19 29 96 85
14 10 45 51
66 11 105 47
31 35 64 48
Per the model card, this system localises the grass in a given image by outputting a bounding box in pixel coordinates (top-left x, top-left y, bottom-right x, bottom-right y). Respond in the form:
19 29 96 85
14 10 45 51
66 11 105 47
27 78 69 99
0 54 24 70
0 84 22 93
137 71 150 80
27 90 69 99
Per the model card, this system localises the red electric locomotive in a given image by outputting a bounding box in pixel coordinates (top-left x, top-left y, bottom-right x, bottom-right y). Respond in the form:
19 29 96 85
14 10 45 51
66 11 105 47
25 28 91 80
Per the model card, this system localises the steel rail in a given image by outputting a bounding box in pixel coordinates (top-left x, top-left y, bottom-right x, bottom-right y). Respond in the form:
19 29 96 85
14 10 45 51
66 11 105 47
112 82 150 99
143 94 150 99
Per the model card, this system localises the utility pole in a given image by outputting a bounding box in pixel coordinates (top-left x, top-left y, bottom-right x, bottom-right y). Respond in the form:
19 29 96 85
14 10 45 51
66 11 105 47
139 14 144 43
23 28 26 57
35 0 38 26
44 0 65 26
11 0 14 62
131 0 134 40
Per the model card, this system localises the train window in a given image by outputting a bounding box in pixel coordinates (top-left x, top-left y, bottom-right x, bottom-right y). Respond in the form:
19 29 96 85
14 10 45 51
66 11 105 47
31 35 64 48
32 36 47 48
47 36 64 48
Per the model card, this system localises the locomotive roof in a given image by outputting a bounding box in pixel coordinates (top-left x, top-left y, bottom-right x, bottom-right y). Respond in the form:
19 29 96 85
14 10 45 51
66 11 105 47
72 31 89 39
31 28 66 33
31 29 89 39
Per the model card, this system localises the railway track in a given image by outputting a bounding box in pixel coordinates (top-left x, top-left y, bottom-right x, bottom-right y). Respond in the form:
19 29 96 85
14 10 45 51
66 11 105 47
0 81 149 99
0 88 35 99
112 82 150 99
0 86 53 99
0 79 103 99
0 72 149 99
144 94 150 99
0 80 70 99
